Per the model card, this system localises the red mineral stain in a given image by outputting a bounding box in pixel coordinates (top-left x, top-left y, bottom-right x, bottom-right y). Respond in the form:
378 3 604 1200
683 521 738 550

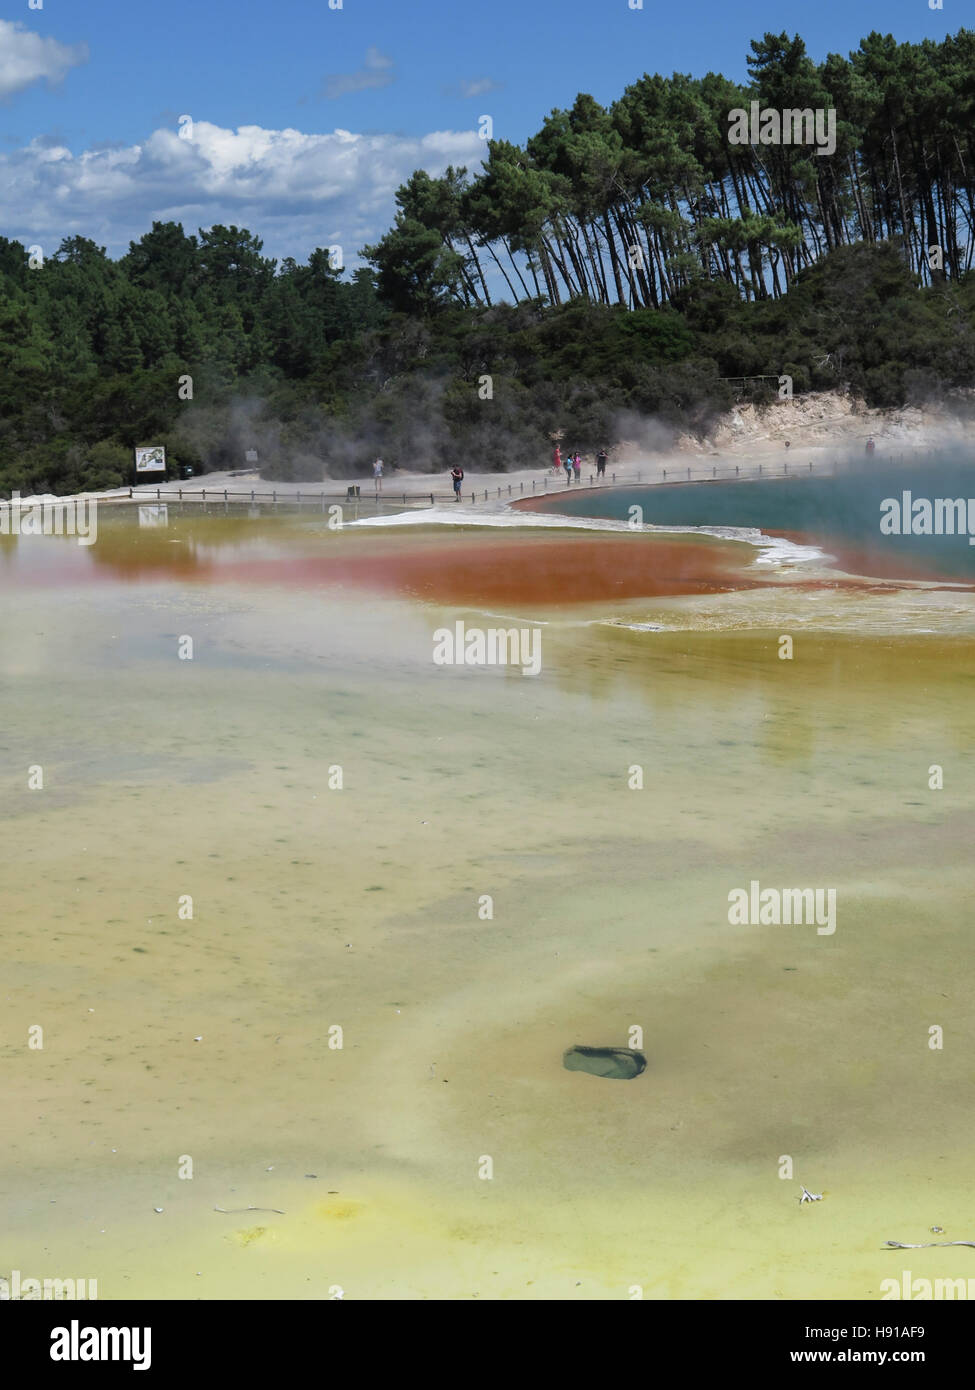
214 533 768 603
7 517 972 601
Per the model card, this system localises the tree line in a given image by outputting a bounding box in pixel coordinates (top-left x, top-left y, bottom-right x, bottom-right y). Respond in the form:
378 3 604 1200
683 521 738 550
2 28 975 497
366 29 975 310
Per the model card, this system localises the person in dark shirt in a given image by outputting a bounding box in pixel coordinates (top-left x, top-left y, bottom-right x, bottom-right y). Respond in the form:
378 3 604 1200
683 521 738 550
451 465 464 500
596 449 608 478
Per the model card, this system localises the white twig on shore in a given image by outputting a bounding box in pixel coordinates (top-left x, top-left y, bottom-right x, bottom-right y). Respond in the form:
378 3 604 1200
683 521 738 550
213 1205 285 1215
885 1239 975 1249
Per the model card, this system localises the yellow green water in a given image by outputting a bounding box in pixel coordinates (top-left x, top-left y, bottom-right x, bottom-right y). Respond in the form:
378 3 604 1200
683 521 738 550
3 512 975 1299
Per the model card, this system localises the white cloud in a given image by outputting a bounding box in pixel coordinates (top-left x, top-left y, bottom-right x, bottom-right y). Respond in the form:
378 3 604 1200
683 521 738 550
322 46 395 100
0 120 486 264
0 19 88 99
458 78 502 99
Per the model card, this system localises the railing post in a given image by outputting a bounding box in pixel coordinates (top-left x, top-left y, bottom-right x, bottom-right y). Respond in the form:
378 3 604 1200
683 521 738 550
178 488 182 500
758 465 762 476
273 490 277 503
662 469 667 480
224 489 228 501
156 487 160 500
202 489 206 500
430 493 434 505
735 465 739 476
687 468 691 481
612 472 616 482
713 466 716 477
251 489 255 502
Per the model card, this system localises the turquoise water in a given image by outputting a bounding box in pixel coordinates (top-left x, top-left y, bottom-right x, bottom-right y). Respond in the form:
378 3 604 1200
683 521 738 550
533 459 975 579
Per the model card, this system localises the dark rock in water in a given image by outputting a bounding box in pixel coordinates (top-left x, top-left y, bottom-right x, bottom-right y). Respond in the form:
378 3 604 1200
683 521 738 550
562 1045 647 1080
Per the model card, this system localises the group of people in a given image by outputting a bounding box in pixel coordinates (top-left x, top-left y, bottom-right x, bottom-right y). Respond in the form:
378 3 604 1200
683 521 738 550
553 447 609 482
370 449 614 503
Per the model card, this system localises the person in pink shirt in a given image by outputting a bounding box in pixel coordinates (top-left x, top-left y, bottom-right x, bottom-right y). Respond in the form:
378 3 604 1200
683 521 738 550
572 454 581 481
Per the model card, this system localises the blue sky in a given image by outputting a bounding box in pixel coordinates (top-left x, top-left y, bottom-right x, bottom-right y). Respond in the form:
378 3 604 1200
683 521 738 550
0 0 960 266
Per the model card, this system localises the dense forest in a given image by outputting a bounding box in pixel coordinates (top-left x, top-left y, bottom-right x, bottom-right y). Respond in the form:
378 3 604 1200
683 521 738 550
3 28 975 496
368 28 975 308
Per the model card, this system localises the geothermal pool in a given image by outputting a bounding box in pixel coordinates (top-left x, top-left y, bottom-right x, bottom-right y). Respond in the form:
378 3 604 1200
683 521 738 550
523 459 975 582
4 501 975 1299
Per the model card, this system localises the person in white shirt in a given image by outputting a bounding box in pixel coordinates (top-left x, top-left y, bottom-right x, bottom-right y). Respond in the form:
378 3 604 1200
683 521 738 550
373 458 383 492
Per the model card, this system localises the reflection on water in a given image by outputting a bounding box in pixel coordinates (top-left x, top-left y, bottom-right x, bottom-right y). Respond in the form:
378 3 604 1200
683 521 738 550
5 505 973 616
525 457 975 581
1 512 273 583
4 511 975 1299
5 508 761 601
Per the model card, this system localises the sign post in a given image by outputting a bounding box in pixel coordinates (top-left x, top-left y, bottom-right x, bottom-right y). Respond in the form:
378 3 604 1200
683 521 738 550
134 445 167 482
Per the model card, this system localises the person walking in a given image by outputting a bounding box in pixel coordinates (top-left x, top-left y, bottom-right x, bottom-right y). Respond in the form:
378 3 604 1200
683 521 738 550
596 449 608 478
563 453 573 485
373 457 384 493
451 465 464 501
553 445 562 475
572 453 581 482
